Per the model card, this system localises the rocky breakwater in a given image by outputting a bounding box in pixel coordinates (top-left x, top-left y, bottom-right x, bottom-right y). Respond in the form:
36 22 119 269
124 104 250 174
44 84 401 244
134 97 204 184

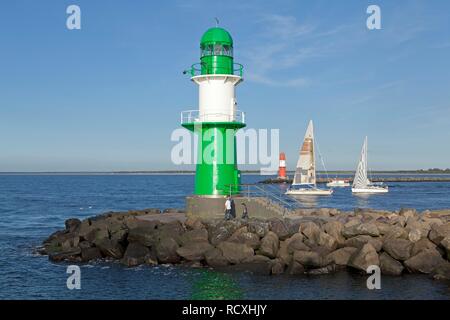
40 208 450 281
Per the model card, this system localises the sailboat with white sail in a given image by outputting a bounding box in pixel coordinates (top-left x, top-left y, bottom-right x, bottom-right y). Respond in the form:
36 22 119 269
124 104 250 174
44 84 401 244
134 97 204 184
351 136 389 194
286 120 333 196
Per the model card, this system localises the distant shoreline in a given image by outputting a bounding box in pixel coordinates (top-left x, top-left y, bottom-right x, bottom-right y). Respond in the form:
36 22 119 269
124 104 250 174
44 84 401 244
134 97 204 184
1 170 450 176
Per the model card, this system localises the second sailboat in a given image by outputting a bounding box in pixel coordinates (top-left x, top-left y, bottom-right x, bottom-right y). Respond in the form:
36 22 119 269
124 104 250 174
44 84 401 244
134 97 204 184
286 120 333 196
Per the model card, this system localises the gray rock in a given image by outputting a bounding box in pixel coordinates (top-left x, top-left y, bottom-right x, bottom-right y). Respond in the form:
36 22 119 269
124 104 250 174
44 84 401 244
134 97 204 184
247 220 269 237
383 238 413 261
299 221 321 243
293 250 323 268
342 222 380 238
345 235 383 252
348 243 379 272
441 236 450 260
322 221 345 246
49 247 81 262
404 249 446 274
176 241 213 261
65 218 81 233
217 241 254 264
399 208 418 220
271 259 285 275
205 248 229 267
228 227 260 249
411 238 437 256
180 228 209 246
208 220 242 245
184 217 205 230
127 225 158 247
429 223 450 245
286 234 310 254
95 239 124 259
380 252 404 276
277 241 293 266
269 218 291 240
287 260 305 275
384 225 408 240
81 247 102 262
121 242 154 267
326 247 358 266
317 232 338 251
155 237 180 264
259 231 279 258
432 262 450 280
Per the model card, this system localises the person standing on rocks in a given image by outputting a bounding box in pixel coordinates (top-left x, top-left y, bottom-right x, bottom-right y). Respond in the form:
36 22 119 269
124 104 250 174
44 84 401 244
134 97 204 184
224 196 232 220
230 197 236 219
241 203 248 220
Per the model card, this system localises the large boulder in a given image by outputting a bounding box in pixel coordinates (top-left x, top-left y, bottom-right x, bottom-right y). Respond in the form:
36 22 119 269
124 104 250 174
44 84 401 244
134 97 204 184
379 252 404 276
65 218 81 233
156 221 185 245
317 232 338 251
180 228 209 246
322 221 345 246
176 242 213 261
271 259 285 275
228 227 260 249
399 208 418 220
269 218 291 240
247 220 269 237
384 225 408 240
277 241 293 266
95 239 124 259
286 234 310 254
48 247 81 262
184 217 205 230
259 231 279 258
411 238 437 256
155 237 180 264
121 243 154 267
441 236 450 260
326 247 358 266
208 221 242 245
293 250 324 268
81 247 102 262
348 243 379 271
383 238 413 261
342 222 380 238
432 262 450 280
127 223 159 246
429 223 450 245
217 242 254 264
299 221 321 243
204 248 229 267
287 260 305 275
404 249 446 274
345 235 383 252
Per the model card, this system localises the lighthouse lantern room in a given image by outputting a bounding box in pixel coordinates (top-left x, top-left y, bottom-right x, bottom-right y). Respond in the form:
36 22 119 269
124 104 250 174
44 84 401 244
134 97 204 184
182 26 245 196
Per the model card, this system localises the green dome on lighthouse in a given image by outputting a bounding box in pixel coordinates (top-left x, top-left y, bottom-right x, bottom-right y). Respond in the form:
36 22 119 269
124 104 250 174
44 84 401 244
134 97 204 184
200 27 233 46
200 27 236 75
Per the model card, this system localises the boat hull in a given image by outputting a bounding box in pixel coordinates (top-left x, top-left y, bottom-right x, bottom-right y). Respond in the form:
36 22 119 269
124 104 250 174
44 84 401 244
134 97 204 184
351 187 389 194
326 182 350 187
286 188 333 196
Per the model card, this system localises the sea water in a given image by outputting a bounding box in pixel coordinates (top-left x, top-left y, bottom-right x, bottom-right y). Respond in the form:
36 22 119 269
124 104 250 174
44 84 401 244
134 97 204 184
0 174 449 299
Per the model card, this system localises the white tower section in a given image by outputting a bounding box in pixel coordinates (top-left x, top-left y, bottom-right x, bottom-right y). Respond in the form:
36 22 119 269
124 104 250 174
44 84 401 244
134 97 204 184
192 74 242 123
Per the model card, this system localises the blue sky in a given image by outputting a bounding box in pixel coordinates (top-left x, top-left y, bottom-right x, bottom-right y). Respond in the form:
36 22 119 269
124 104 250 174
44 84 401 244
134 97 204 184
0 0 449 171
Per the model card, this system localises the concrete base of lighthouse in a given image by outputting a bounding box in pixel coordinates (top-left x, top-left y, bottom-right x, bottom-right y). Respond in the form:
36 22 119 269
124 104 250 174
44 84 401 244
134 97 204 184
185 195 288 220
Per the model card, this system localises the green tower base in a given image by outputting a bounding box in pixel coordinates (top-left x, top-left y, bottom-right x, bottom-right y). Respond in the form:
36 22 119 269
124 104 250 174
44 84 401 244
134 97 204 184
182 121 245 196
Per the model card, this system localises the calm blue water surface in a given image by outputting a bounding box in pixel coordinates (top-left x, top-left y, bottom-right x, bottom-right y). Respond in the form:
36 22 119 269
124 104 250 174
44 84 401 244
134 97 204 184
0 174 449 300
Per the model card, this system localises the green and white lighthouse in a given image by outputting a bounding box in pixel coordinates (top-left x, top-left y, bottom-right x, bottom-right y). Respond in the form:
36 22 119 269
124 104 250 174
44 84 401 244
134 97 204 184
182 26 245 196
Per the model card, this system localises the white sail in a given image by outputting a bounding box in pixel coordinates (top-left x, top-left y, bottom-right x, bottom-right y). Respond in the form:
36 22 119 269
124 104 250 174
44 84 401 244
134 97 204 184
293 120 316 186
353 136 370 188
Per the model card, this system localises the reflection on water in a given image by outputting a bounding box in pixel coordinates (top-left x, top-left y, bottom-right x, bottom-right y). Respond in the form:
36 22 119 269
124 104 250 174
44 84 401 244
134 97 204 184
290 195 319 207
190 269 243 300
